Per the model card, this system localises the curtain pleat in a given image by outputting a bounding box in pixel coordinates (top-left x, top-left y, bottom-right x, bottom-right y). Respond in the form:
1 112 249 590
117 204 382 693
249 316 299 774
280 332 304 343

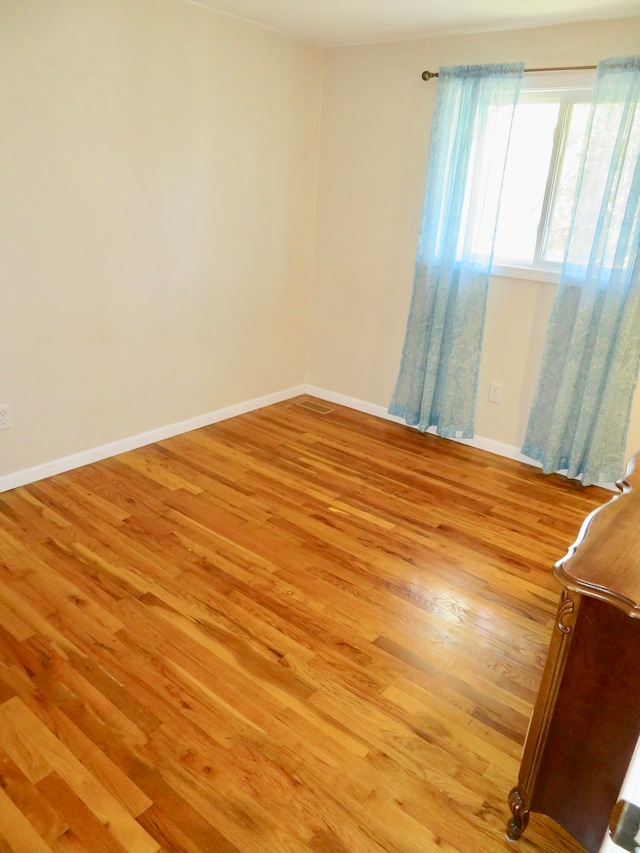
389 63 524 438
522 56 640 486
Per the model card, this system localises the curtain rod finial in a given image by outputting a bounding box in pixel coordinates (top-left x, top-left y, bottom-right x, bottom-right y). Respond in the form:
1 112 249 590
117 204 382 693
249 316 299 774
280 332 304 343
422 70 437 81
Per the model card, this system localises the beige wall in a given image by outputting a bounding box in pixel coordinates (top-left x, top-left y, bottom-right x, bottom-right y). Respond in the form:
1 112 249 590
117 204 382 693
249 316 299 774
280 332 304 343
309 17 640 463
0 0 323 476
2 6 639 482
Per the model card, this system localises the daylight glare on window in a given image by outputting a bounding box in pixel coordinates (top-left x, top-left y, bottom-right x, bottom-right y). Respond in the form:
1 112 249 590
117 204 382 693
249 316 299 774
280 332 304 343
543 103 590 263
427 67 640 294
449 72 640 277
463 81 608 275
492 103 559 265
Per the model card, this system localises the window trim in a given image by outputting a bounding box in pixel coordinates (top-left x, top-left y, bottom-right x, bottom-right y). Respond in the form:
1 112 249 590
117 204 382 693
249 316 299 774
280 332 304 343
488 69 597 282
490 261 562 284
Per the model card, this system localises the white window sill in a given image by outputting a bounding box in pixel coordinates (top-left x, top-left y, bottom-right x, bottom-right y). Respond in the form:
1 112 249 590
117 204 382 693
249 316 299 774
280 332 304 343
490 263 561 285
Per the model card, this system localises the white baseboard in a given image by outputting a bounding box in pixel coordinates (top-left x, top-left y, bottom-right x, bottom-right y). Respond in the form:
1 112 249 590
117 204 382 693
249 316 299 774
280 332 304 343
305 384 535 465
305 385 617 491
0 385 305 494
1 382 615 494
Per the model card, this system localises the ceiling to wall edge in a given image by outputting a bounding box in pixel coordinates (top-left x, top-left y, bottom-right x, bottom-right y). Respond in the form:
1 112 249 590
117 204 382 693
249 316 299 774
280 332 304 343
182 0 640 49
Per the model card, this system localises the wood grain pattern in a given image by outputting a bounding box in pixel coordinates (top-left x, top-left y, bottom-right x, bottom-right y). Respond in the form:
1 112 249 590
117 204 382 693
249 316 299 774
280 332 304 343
554 452 640 613
531 597 640 852
0 397 607 851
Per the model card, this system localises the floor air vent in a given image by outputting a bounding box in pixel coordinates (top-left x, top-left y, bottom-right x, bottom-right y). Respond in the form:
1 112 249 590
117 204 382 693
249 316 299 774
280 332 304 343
295 400 334 415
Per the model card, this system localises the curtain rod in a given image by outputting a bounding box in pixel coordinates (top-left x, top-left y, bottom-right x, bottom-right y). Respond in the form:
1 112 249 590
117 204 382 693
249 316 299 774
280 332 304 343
421 64 597 80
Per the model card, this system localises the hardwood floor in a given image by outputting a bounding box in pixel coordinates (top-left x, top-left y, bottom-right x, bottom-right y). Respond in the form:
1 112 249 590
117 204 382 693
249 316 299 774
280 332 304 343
0 397 608 852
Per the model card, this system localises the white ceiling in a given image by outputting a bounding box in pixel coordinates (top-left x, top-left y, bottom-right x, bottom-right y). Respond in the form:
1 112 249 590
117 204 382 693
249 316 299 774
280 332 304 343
188 0 640 46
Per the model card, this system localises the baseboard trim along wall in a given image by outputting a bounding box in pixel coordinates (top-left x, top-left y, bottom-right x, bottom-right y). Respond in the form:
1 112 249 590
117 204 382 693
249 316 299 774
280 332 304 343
0 382 616 493
0 385 306 494
305 385 536 465
305 385 618 491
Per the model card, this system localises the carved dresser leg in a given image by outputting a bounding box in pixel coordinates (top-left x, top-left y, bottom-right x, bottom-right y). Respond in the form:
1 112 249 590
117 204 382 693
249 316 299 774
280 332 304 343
506 785 530 841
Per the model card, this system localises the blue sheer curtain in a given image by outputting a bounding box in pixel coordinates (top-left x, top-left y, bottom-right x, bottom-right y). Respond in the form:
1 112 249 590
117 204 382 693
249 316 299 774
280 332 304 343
389 63 524 437
522 56 640 486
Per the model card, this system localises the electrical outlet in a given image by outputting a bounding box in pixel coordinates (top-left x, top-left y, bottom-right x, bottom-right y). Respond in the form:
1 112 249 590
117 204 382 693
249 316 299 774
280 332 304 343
488 382 502 404
0 405 12 429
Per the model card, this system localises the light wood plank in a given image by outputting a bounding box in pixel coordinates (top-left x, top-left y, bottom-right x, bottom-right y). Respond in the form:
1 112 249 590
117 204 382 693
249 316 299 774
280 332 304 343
0 699 159 853
0 398 608 852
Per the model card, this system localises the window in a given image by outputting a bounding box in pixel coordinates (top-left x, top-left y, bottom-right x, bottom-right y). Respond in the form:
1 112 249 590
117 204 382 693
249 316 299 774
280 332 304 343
471 71 599 280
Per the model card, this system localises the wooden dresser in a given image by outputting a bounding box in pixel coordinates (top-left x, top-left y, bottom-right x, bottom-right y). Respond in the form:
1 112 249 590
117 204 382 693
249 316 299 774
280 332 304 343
507 453 640 853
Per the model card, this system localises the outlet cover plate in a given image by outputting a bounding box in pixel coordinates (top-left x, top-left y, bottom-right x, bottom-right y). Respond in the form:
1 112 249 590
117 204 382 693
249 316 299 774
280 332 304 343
488 382 502 404
0 405 12 429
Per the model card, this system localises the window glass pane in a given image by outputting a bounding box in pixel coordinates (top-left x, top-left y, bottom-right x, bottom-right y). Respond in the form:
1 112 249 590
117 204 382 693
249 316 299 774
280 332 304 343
543 103 590 263
491 102 559 264
546 103 640 269
597 103 640 270
456 103 517 264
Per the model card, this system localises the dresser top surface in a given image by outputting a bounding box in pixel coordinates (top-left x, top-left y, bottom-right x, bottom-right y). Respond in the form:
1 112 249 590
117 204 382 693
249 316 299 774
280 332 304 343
554 454 640 616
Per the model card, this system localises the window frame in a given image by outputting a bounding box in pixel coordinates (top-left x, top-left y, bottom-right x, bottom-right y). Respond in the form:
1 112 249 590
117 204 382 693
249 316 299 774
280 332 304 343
489 69 597 284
